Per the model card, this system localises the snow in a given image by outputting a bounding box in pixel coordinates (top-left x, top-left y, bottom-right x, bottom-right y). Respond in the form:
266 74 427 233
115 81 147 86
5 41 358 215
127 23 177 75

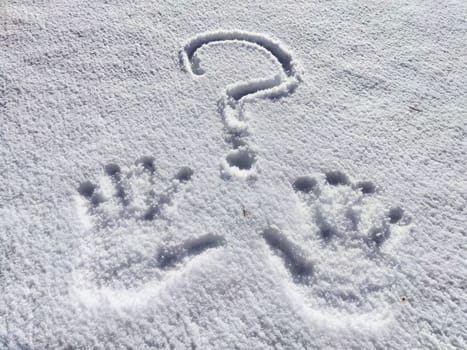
1 0 466 348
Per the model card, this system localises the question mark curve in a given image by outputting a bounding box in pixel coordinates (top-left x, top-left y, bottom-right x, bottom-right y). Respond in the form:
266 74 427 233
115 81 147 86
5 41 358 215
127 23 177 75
180 30 303 179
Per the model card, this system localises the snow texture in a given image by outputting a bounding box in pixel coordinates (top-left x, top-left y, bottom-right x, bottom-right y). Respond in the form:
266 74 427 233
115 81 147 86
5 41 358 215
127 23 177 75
1 0 466 349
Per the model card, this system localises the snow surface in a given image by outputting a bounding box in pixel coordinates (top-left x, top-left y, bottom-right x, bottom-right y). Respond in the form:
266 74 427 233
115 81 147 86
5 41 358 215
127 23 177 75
1 0 466 349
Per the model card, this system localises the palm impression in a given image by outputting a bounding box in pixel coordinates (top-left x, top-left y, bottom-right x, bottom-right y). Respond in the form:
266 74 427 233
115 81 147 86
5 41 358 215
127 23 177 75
73 157 224 306
262 170 412 321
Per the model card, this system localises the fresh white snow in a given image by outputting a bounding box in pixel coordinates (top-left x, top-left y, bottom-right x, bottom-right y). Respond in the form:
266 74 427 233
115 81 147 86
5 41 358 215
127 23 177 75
1 0 466 349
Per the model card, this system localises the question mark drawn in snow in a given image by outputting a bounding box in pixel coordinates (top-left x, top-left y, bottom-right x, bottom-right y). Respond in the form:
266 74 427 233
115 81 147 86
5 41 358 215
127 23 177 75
180 30 302 179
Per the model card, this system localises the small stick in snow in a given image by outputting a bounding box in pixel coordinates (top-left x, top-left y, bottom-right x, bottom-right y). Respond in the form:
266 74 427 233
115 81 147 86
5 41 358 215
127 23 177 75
242 205 247 219
409 106 422 112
